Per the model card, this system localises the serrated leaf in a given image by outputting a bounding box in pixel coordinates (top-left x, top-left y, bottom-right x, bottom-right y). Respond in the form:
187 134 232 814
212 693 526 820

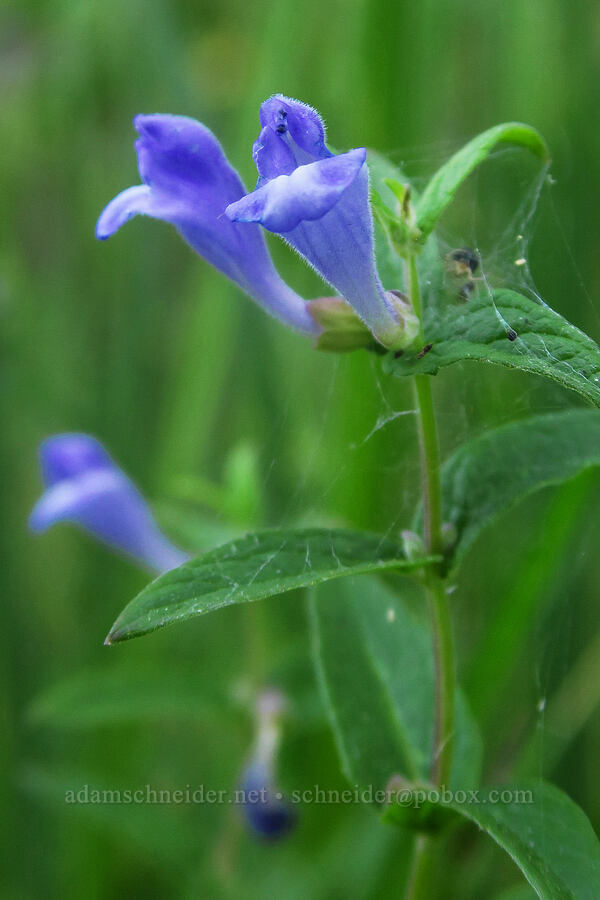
385 780 600 899
415 122 550 242
385 290 600 406
424 409 600 573
106 528 437 644
309 576 481 792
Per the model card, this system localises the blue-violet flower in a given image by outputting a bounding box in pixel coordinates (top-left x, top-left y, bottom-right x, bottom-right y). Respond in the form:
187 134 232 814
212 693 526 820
29 434 187 573
239 689 294 840
96 115 318 335
226 95 407 348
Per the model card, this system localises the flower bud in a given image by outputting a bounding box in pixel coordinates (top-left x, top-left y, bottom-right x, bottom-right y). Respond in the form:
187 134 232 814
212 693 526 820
239 689 294 840
239 760 294 840
401 529 427 562
441 522 458 553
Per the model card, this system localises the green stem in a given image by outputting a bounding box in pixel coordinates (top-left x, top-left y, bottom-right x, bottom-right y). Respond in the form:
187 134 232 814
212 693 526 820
413 375 443 557
407 253 455 788
405 834 434 900
426 574 455 786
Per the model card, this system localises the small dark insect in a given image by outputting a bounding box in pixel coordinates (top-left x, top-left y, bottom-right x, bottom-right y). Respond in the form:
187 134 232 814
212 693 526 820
276 123 287 134
445 248 480 301
393 349 404 359
507 329 518 341
417 342 434 359
446 247 479 277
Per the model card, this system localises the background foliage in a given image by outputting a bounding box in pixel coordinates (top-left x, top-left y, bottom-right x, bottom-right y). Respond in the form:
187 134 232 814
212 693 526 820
3 0 600 896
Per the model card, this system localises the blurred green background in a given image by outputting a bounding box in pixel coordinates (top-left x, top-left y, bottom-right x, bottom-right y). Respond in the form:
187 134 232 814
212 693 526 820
3 0 600 896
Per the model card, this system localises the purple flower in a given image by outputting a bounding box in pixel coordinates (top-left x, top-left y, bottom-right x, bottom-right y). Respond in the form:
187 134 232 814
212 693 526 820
226 95 406 348
240 689 294 840
29 434 187 574
96 115 318 335
239 760 294 840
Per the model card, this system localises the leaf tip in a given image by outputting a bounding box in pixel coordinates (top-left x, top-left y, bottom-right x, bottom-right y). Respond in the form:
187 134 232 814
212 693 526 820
104 625 126 645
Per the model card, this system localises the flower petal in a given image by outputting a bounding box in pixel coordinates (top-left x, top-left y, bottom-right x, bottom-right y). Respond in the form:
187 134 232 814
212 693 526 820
226 148 366 233
252 125 296 181
288 165 404 346
240 761 295 840
240 95 407 348
258 95 329 165
96 184 178 241
96 114 319 335
39 433 112 485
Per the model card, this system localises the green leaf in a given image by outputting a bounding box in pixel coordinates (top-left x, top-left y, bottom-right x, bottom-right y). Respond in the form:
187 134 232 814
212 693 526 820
426 409 600 573
21 765 199 869
385 289 600 407
309 576 481 792
493 888 537 900
467 472 594 726
386 780 600 899
106 528 436 644
26 663 221 729
415 122 550 242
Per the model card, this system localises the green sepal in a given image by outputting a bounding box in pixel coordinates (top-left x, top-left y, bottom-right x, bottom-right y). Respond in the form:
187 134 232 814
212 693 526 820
308 298 378 352
309 294 420 354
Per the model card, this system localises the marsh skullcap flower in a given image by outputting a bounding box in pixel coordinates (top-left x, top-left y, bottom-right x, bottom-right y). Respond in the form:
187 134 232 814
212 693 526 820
239 759 295 840
96 115 319 335
226 95 406 348
239 688 294 840
30 434 187 573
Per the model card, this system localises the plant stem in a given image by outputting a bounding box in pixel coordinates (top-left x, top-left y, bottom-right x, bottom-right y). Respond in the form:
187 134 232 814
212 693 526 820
426 574 455 786
407 253 455 788
413 375 443 557
405 834 434 900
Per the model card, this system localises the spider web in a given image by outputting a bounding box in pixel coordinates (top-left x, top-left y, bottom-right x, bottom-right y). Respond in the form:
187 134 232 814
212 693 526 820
151 138 600 867
413 144 599 793
252 139 600 805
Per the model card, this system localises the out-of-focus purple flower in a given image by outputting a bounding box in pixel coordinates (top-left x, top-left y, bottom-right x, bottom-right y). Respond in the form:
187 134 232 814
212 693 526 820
226 95 406 348
239 759 294 840
239 689 294 840
96 115 318 335
29 434 187 573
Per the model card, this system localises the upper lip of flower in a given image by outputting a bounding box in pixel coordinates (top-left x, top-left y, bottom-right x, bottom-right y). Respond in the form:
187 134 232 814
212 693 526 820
225 94 407 349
